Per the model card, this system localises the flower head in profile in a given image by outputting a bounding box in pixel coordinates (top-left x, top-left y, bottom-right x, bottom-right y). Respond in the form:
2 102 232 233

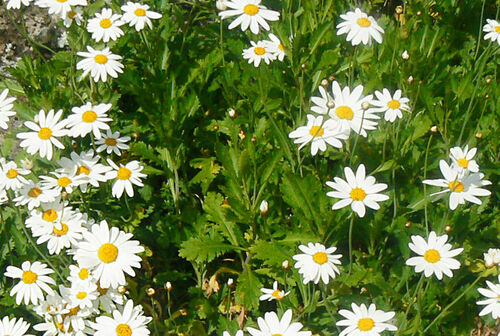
336 303 397 336
449 145 479 174
218 0 280 35
4 261 55 305
63 8 83 27
422 160 491 210
247 309 311 336
242 41 276 67
370 89 410 122
336 8 384 46
259 281 290 301
483 19 500 45
477 275 500 319
406 231 463 280
121 2 162 31
90 299 152 336
87 8 125 43
0 317 32 336
0 88 16 129
326 164 389 217
292 242 342 284
264 33 285 61
484 248 500 268
105 159 146 198
77 46 124 83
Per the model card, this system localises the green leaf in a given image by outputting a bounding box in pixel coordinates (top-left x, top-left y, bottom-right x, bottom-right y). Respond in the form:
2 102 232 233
179 236 238 264
235 267 262 310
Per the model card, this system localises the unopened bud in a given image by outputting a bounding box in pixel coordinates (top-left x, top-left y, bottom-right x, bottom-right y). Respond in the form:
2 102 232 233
327 100 335 109
430 125 438 133
251 136 257 143
485 261 494 268
485 78 492 84
282 260 290 270
360 287 367 294
301 63 307 69
395 5 403 14
228 108 236 118
147 288 155 296
215 0 227 10
321 79 328 86
165 282 172 291
227 278 234 287
408 75 414 84
238 129 246 140
402 50 409 60
118 286 127 294
259 200 269 214
405 221 412 228
328 75 335 81
214 125 219 130
444 225 452 233
417 10 422 15
179 309 188 316
20 158 33 170
361 101 370 110
476 132 483 139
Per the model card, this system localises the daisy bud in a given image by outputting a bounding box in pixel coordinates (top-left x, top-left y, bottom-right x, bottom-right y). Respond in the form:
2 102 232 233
147 288 155 296
228 108 236 118
430 125 438 133
360 287 367 294
321 79 328 86
402 50 409 60
251 136 257 143
215 0 227 11
485 94 490 99
214 125 219 131
118 286 127 294
301 63 307 69
361 101 370 110
395 5 403 14
282 260 290 270
485 260 494 268
417 10 422 15
327 100 335 109
485 78 492 84
238 129 246 140
227 278 234 287
180 309 188 316
20 158 33 170
164 281 173 291
259 200 269 214
408 75 414 84
329 75 335 81
476 132 483 139
445 225 452 233
61 191 68 199
405 221 412 228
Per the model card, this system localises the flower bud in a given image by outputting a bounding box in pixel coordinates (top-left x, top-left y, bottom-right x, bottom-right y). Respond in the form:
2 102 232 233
282 260 290 270
327 100 335 109
118 286 127 294
430 125 438 133
215 0 227 11
405 221 412 228
475 132 483 139
164 281 172 291
402 50 409 60
147 288 155 296
228 108 236 118
408 75 414 84
485 78 492 84
227 278 234 287
20 158 33 170
361 101 370 110
395 5 403 14
444 225 452 233
238 129 246 140
321 79 328 86
259 200 269 214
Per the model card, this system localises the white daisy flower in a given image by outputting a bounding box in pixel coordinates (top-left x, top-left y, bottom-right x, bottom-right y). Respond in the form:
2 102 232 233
66 102 112 139
326 164 389 218
95 129 131 155
449 145 479 174
60 282 98 310
336 8 384 46
58 304 93 335
336 303 397 336
312 81 378 136
90 299 152 336
264 33 285 61
40 169 83 195
0 160 30 191
33 291 67 319
477 276 500 318
406 231 463 280
259 280 290 301
4 261 56 305
121 2 162 31
370 89 410 122
16 109 68 160
247 309 311 336
25 199 67 233
20 158 33 171
74 220 144 288
288 114 349 155
14 181 59 210
58 150 112 192
0 189 7 205
223 331 243 336
77 46 124 83
0 317 32 336
484 248 500 268
242 40 276 67
35 0 87 17
219 0 280 34
95 282 125 312
87 8 125 43
6 0 32 9
105 159 146 198
422 160 491 210
292 242 342 284
483 19 500 45
63 8 83 27
0 88 16 129
67 264 93 284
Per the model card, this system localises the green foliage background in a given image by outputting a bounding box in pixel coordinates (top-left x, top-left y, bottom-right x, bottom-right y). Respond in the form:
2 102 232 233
1 0 499 335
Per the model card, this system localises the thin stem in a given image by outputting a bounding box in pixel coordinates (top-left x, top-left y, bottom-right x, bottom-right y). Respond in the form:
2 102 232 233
423 133 433 234
397 274 425 336
320 284 341 333
348 215 355 275
150 297 159 336
473 0 486 60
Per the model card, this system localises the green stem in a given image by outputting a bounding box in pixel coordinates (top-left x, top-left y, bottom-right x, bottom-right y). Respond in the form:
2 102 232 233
347 215 355 275
397 274 425 336
423 133 433 234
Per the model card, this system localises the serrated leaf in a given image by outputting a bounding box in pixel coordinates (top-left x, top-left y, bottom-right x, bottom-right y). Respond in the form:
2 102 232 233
235 267 262 310
179 236 238 264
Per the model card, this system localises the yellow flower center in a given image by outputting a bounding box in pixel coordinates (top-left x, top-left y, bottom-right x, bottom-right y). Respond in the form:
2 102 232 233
271 289 283 300
279 43 284 51
495 26 500 33
42 209 58 222
38 127 52 140
357 17 372 27
57 177 72 187
358 317 375 331
116 324 132 336
98 243 119 263
312 252 328 265
424 249 441 263
254 46 266 55
448 181 464 193
134 8 146 16
94 54 108 64
309 126 325 137
22 270 38 284
53 223 69 236
56 0 67 2
79 268 89 280
82 110 98 123
28 187 42 198
117 167 132 180
76 291 87 300
100 18 112 29
77 165 91 175
243 4 259 16
350 187 367 201
387 99 401 109
68 11 77 19
457 158 469 168
105 137 118 146
272 334 283 336
335 105 354 120
6 169 18 179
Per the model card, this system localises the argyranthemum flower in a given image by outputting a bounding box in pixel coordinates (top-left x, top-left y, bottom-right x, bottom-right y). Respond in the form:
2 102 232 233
74 220 144 288
422 160 491 210
40 168 83 195
242 40 276 67
312 81 378 136
67 264 94 284
0 317 32 336
14 181 59 210
336 8 384 46
336 303 397 336
449 145 479 174
87 8 125 43
259 281 290 301
264 33 285 61
90 299 152 336
6 0 32 9
218 0 280 35
370 89 410 122
58 150 112 192
477 276 500 318
4 261 55 305
96 129 131 155
60 281 98 310
292 242 342 284
66 102 112 139
288 114 349 155
247 309 311 336
326 164 389 217
0 88 16 129
105 159 146 198
483 19 500 45
406 231 463 280
484 248 500 268
121 2 162 31
16 109 67 160
63 8 83 27
0 160 30 191
35 0 86 17
77 46 124 83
